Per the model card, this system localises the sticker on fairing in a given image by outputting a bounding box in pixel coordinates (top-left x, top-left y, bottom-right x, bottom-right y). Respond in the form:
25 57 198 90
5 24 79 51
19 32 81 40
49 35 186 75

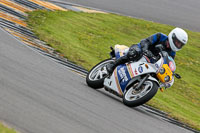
138 66 143 73
155 64 159 68
117 64 131 93
135 68 138 75
169 61 175 72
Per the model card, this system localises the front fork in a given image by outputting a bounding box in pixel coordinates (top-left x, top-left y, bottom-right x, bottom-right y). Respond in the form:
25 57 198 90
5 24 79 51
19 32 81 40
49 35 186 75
134 74 150 91
125 74 159 92
140 75 165 92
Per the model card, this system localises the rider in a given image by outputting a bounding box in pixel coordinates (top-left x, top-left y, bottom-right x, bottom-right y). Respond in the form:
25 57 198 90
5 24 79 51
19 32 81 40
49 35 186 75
106 27 188 74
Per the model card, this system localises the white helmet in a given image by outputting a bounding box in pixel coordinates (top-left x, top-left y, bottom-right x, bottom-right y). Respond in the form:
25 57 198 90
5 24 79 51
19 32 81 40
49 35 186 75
168 27 188 51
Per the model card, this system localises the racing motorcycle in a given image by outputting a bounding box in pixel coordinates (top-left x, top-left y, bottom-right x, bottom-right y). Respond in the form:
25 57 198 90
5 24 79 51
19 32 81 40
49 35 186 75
86 44 181 107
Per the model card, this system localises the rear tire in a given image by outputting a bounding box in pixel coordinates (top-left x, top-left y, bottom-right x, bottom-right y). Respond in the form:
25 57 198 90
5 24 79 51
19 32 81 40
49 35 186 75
86 59 114 89
123 80 158 107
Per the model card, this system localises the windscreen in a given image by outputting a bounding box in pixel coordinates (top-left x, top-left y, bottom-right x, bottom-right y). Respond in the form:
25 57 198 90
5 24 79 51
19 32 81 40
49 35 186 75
168 56 176 72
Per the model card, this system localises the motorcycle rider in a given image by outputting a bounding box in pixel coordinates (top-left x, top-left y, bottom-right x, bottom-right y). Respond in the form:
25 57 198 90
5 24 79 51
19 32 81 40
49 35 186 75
106 27 188 74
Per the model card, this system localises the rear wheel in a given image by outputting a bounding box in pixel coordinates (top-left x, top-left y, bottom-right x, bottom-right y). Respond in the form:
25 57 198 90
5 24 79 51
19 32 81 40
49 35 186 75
86 59 114 89
123 80 158 107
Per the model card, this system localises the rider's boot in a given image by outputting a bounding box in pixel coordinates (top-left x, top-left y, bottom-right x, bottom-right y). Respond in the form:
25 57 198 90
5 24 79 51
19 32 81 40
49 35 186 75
106 55 128 75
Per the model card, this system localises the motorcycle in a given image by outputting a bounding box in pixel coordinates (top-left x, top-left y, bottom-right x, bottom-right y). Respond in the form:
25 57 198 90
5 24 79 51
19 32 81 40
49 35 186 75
86 44 181 107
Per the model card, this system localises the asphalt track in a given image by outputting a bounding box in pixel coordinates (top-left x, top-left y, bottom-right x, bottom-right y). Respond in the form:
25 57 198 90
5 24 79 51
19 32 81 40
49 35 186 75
0 1 198 133
49 0 200 32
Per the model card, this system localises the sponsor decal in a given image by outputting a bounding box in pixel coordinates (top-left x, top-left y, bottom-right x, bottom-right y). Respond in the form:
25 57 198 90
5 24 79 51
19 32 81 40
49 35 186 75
118 67 128 83
135 68 138 75
155 64 159 68
138 66 143 73
169 61 175 71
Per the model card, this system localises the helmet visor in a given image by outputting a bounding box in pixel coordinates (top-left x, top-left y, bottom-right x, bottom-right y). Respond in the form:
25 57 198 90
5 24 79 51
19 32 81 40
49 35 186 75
172 33 185 49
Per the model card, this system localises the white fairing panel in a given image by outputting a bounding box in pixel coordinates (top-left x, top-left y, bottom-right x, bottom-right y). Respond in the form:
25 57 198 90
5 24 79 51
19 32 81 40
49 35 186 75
104 56 161 95
128 57 158 75
104 71 120 93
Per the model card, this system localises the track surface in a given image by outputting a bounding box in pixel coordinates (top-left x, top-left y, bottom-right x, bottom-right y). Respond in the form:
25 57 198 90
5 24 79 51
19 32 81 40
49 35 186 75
50 0 200 32
0 28 194 133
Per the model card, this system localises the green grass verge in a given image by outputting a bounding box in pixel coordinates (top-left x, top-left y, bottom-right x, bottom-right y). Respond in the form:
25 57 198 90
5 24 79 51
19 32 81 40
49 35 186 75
26 10 200 130
0 123 17 133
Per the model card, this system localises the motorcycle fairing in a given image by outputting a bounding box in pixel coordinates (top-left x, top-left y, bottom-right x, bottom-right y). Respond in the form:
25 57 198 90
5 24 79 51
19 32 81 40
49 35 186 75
104 57 158 96
104 69 124 96
157 64 173 83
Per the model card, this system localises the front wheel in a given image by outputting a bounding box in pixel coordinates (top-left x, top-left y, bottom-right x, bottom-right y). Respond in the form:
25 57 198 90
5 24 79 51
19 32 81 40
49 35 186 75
86 59 114 89
123 80 158 107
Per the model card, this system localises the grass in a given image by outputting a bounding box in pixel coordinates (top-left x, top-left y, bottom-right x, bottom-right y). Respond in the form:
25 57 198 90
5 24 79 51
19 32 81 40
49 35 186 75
0 123 17 133
26 10 200 130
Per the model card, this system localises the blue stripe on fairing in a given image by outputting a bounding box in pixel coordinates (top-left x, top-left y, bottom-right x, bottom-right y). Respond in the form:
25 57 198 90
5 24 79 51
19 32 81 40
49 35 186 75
117 64 132 93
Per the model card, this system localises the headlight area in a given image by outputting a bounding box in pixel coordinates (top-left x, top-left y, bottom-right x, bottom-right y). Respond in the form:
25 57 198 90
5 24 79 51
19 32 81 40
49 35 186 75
156 64 173 83
160 67 165 74
164 75 170 82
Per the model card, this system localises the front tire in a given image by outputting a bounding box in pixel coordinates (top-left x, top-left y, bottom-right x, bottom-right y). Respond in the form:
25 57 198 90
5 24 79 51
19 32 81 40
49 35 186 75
86 59 114 89
123 80 158 107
